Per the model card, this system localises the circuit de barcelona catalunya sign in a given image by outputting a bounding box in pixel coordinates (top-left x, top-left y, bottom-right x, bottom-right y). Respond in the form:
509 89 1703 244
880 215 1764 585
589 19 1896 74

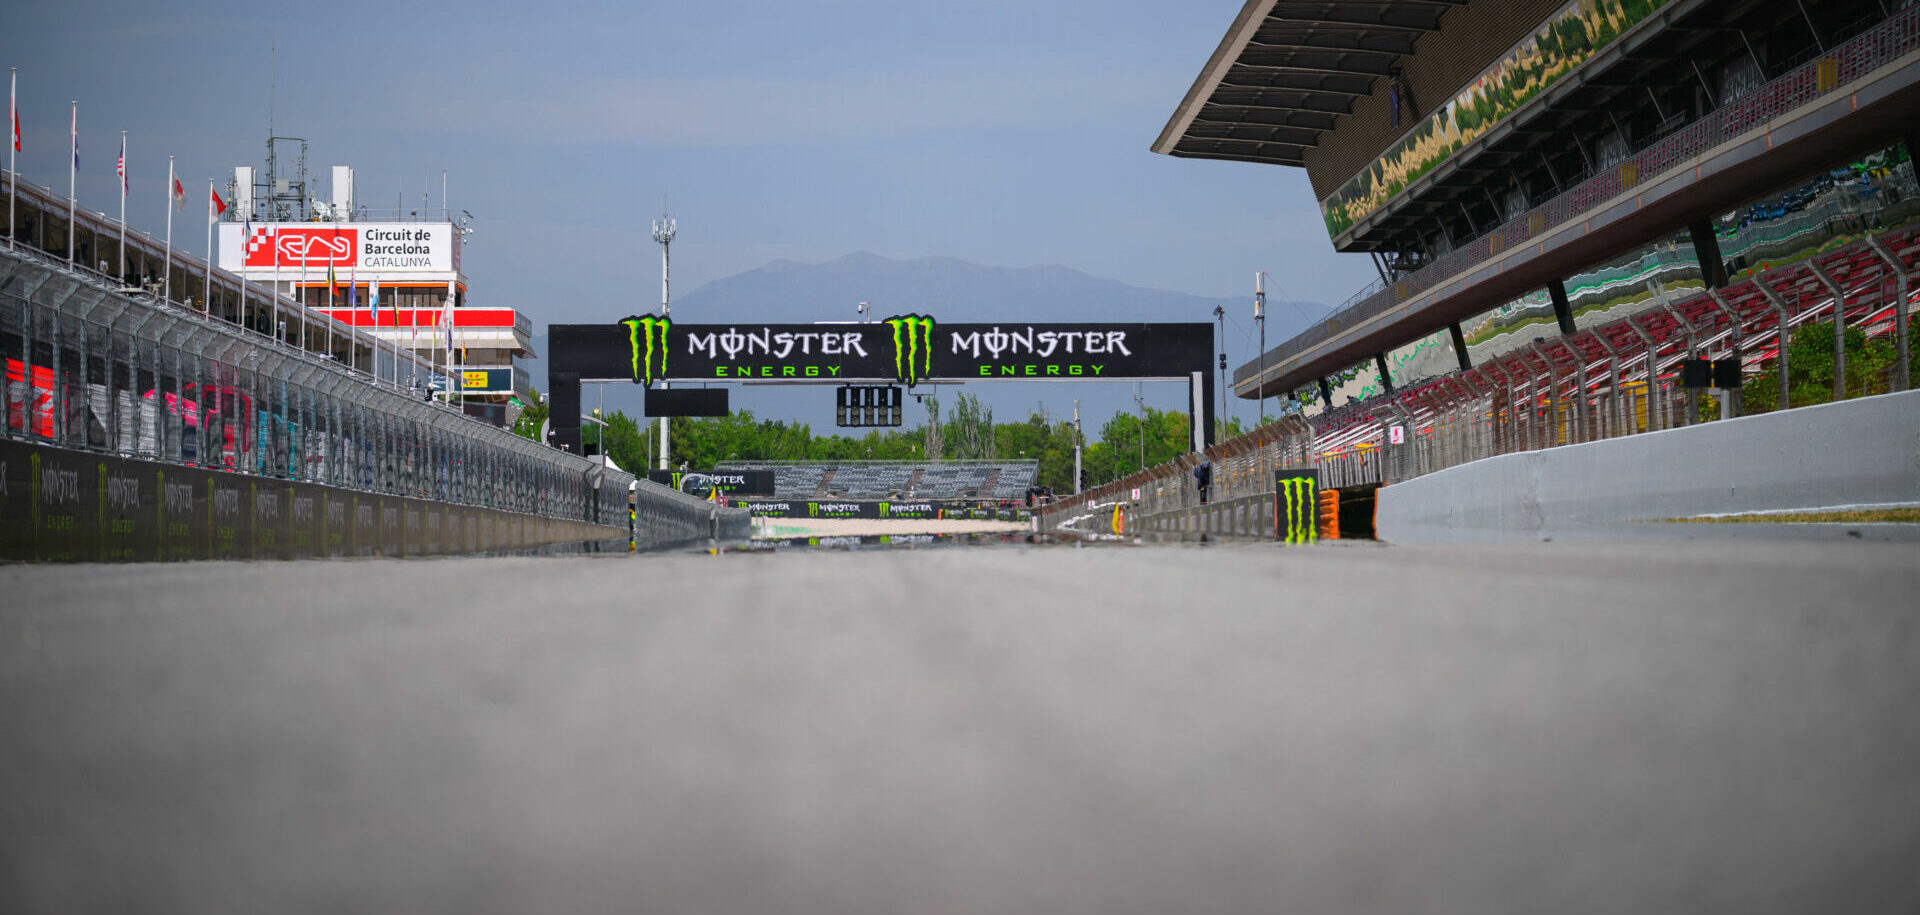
550 315 1213 388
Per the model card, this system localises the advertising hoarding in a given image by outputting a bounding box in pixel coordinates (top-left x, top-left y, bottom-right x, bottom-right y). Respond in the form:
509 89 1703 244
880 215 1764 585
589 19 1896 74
217 222 457 275
550 316 1213 387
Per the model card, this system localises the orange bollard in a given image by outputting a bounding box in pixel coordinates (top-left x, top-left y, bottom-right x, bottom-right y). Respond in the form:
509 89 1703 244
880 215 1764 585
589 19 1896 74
1318 488 1340 540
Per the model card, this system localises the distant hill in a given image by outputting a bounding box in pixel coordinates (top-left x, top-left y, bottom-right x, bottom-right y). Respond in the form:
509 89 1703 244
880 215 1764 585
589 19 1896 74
522 252 1326 437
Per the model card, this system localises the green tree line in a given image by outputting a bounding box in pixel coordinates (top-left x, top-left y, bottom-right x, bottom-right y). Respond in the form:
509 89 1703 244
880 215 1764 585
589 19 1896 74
514 388 1241 492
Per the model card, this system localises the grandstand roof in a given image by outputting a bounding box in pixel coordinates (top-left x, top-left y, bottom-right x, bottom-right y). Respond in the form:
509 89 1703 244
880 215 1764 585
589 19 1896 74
1152 0 1461 168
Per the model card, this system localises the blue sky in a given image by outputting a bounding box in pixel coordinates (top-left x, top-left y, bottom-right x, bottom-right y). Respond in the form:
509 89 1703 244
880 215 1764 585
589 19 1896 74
4 0 1376 323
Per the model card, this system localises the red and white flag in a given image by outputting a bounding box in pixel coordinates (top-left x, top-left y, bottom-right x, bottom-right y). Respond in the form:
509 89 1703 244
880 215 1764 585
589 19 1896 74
8 70 18 153
208 186 226 222
171 173 185 211
117 135 127 195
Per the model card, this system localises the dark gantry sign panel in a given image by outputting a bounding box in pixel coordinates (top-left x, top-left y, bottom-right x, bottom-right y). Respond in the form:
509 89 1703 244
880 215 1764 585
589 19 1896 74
549 316 1213 386
546 314 1216 455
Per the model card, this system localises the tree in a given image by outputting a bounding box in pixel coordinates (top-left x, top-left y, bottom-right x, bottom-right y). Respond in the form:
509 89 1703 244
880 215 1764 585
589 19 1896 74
512 385 548 441
922 394 944 461
600 410 647 473
945 391 995 459
1087 406 1193 482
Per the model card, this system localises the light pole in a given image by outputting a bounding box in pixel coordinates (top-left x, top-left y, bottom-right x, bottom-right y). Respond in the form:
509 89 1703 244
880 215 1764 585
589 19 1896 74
581 411 608 459
1134 383 1145 473
1072 400 1082 495
1255 270 1268 428
653 210 676 470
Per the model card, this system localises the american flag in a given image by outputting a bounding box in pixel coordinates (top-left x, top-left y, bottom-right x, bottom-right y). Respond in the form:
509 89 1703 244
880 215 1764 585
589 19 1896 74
117 135 126 195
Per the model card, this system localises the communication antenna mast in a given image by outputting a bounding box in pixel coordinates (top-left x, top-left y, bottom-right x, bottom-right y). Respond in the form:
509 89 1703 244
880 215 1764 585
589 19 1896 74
258 38 308 222
652 204 677 470
652 207 677 316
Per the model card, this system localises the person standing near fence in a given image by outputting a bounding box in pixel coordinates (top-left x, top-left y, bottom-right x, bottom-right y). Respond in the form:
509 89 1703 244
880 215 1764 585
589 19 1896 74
1194 461 1212 505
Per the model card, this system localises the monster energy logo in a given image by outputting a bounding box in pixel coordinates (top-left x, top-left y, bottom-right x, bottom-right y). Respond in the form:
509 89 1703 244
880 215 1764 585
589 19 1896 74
883 314 935 387
1277 475 1318 545
621 314 671 386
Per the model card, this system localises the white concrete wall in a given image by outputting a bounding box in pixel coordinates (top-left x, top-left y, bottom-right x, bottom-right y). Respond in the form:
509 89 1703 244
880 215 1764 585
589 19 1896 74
1378 389 1920 542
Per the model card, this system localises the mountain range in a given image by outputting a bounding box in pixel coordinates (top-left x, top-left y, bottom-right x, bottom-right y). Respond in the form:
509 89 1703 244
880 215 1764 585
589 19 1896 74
522 252 1326 437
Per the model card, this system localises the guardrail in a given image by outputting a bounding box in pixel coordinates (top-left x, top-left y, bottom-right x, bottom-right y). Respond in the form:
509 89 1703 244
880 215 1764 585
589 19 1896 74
631 480 752 550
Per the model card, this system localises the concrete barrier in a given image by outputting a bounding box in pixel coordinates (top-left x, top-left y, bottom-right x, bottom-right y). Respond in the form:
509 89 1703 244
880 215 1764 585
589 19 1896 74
1377 389 1920 542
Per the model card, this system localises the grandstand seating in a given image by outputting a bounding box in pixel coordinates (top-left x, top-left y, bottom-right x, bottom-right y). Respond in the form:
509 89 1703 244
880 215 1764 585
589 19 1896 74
715 460 1040 501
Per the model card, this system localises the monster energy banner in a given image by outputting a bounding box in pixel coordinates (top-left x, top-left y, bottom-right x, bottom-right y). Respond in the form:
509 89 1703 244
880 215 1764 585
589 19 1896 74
736 499 1029 522
648 469 775 496
1274 468 1319 545
551 316 1213 387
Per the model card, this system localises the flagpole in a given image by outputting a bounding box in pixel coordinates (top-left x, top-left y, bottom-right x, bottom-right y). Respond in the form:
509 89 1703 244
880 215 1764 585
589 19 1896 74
326 243 336 368
118 132 127 281
8 69 17 251
162 156 174 301
272 225 281 346
66 101 76 267
204 179 215 313
238 246 248 335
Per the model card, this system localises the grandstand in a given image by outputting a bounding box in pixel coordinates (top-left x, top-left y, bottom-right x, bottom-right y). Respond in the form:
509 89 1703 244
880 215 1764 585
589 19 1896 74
1033 0 1920 532
714 460 1040 501
1160 0 1918 408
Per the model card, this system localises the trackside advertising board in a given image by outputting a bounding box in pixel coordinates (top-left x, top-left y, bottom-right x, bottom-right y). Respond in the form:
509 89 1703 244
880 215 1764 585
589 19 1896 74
737 500 1029 521
218 222 459 276
648 470 775 496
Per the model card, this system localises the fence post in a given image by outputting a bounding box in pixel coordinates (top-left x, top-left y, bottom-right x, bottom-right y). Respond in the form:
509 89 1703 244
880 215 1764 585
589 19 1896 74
1810 262 1848 402
1755 279 1793 410
1864 232 1908 393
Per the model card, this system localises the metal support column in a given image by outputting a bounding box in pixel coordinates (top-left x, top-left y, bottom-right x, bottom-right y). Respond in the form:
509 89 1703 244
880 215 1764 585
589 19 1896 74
1374 352 1394 395
1317 376 1334 409
1548 280 1576 335
1688 219 1728 289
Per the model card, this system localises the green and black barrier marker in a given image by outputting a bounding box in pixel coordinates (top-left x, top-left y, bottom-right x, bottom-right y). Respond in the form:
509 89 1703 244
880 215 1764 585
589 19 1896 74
1275 468 1319 545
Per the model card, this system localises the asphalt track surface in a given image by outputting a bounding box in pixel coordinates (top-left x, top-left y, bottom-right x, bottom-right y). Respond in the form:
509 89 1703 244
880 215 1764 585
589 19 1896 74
4 539 1919 914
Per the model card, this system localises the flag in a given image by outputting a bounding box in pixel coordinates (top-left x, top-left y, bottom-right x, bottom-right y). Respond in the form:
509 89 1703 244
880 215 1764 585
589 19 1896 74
370 277 381 322
68 105 76 169
117 136 127 194
8 70 18 153
442 283 456 356
208 186 226 222
171 173 185 211
326 262 336 301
